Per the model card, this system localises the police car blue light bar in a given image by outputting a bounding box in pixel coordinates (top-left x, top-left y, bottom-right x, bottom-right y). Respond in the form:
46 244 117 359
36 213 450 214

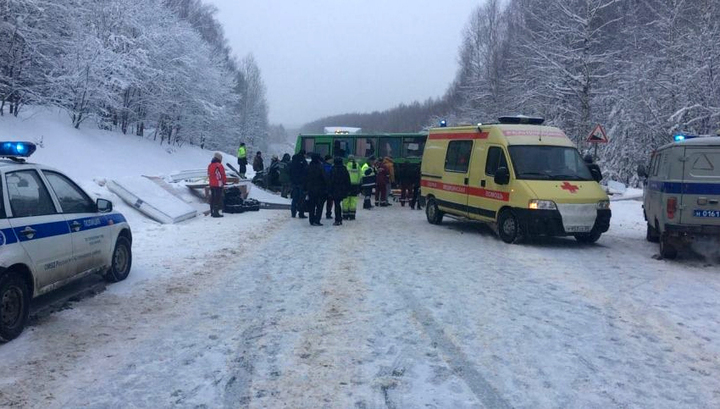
673 133 699 142
0 141 36 158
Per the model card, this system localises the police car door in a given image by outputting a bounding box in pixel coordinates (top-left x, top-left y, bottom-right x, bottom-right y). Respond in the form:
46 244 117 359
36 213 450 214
42 170 109 274
681 147 720 225
5 169 74 290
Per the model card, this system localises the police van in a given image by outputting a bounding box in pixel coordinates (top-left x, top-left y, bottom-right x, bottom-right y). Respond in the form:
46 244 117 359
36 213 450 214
638 134 720 259
420 117 611 243
0 142 132 341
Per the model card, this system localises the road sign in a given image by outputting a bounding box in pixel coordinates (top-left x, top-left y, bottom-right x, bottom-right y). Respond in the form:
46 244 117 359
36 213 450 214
587 124 609 143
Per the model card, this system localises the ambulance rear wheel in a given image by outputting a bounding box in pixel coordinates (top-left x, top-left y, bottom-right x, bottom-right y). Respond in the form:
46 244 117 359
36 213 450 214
0 272 30 342
497 209 522 244
426 197 444 225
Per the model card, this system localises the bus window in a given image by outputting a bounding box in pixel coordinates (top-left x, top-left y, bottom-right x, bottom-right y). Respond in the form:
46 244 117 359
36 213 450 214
356 138 376 158
333 138 353 158
403 137 425 158
302 138 315 153
379 137 401 159
315 143 330 157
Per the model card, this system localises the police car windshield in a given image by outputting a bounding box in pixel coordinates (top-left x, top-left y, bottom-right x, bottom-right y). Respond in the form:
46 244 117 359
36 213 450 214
508 145 593 181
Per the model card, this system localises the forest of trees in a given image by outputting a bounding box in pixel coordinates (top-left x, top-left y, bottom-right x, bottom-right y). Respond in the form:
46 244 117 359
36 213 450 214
0 0 269 153
451 0 720 183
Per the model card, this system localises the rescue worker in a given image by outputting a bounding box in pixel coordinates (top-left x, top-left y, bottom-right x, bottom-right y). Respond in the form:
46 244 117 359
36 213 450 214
278 153 292 198
289 150 308 218
375 157 390 207
343 155 362 220
323 155 334 219
305 153 327 226
267 155 280 191
253 151 264 172
237 142 248 178
398 162 412 207
361 156 376 209
409 165 422 210
208 152 227 218
328 157 351 226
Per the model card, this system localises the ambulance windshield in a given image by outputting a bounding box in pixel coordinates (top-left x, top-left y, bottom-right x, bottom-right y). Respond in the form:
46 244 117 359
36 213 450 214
508 145 593 181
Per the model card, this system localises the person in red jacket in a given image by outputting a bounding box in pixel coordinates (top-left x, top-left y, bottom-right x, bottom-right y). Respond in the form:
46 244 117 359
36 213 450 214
208 152 227 218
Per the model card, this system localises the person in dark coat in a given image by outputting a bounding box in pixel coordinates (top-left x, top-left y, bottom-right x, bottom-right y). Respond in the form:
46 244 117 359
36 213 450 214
323 154 334 219
328 157 351 225
304 153 328 226
289 150 308 218
278 153 292 198
253 151 264 172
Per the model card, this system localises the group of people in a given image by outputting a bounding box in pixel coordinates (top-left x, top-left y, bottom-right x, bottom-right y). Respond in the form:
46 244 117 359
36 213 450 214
288 151 362 226
235 142 266 179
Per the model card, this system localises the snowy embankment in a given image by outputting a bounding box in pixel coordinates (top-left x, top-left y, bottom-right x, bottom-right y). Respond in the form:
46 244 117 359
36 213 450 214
0 107 285 287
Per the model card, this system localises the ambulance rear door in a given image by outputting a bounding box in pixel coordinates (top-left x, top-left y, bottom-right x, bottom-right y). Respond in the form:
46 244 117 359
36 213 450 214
439 140 473 217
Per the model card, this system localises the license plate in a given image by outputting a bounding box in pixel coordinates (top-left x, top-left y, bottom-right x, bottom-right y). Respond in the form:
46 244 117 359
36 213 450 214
565 226 592 233
694 209 720 218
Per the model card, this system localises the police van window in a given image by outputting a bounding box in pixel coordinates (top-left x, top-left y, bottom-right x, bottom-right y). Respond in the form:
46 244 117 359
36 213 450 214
43 171 95 213
445 140 473 173
6 170 57 217
403 137 425 158
356 138 376 158
652 153 662 176
379 138 401 159
333 138 353 158
485 147 508 176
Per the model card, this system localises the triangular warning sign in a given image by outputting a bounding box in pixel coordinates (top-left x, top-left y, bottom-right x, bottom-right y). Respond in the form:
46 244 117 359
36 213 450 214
586 124 609 143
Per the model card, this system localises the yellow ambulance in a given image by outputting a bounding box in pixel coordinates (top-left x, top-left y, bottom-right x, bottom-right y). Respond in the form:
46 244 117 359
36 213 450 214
420 116 611 243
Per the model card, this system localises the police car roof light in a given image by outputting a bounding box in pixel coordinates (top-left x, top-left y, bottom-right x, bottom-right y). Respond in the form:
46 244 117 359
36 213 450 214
673 133 700 142
498 116 545 125
0 141 36 159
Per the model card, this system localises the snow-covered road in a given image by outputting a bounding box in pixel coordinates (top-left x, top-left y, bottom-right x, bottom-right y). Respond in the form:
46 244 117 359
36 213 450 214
1 201 719 408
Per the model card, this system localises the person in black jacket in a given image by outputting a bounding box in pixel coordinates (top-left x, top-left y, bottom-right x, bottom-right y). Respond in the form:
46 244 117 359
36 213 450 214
328 157 351 226
289 150 308 218
304 153 328 226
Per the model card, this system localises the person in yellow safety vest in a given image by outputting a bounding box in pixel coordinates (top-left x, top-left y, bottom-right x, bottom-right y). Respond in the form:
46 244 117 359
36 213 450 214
360 156 376 210
236 142 248 178
342 155 362 220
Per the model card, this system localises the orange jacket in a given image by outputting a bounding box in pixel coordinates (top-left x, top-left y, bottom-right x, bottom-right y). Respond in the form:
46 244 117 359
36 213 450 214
383 157 395 183
208 159 227 187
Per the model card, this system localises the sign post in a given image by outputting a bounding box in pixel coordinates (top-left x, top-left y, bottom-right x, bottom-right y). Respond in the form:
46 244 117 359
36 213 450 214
586 124 609 160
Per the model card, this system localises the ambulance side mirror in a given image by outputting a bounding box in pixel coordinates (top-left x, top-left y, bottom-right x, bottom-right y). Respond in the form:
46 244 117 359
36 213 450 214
589 166 602 182
494 167 510 185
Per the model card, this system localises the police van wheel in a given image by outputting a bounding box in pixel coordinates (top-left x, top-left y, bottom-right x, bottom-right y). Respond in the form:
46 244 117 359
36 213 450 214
659 235 678 260
0 272 30 342
646 223 660 243
497 209 522 244
426 197 443 225
105 237 132 283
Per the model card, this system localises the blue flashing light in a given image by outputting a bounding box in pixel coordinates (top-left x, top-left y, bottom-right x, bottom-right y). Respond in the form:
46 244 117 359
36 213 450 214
673 133 700 142
673 134 686 142
439 120 447 127
0 141 36 158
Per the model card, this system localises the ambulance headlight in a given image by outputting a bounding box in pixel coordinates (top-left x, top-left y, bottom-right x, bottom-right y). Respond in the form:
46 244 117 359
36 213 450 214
528 200 557 210
597 200 610 210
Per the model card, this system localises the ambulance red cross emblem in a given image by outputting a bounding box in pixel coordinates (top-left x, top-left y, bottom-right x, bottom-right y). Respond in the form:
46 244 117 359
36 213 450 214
560 181 579 193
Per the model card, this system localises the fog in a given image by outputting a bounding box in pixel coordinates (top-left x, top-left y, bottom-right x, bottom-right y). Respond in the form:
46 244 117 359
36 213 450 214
207 0 479 127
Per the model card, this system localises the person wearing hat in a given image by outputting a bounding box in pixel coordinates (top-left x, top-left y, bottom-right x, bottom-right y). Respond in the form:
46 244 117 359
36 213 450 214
304 153 328 226
208 152 227 217
343 155 362 219
361 156 376 209
237 142 247 178
323 154 334 219
253 151 264 172
328 156 351 225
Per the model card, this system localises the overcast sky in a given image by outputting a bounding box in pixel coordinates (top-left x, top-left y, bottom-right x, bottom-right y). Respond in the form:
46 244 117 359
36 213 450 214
207 0 480 127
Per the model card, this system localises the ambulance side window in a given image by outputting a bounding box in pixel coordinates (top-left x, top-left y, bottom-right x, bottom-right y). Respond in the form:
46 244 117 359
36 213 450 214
485 147 508 176
445 141 473 173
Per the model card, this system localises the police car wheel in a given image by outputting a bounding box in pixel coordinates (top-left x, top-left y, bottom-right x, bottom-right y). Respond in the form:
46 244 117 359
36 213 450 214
105 237 132 283
659 235 678 260
0 272 30 342
497 210 521 244
425 197 443 225
646 223 660 243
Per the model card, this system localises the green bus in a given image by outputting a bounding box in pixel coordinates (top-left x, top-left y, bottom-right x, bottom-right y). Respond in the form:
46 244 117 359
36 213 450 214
294 132 427 167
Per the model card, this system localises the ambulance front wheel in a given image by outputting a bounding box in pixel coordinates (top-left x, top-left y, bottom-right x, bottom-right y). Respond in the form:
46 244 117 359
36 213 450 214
574 230 602 244
426 197 444 225
497 209 522 244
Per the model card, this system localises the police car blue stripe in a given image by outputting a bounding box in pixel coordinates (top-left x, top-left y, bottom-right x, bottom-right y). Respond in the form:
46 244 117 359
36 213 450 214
0 228 19 246
648 181 720 195
105 213 127 224
13 221 70 242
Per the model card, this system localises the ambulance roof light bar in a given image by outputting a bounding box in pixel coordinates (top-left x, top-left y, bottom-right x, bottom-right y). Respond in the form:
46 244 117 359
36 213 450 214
498 115 545 125
0 141 36 162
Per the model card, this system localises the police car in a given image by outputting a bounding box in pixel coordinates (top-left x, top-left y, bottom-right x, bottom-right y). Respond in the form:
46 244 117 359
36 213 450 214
0 142 132 341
